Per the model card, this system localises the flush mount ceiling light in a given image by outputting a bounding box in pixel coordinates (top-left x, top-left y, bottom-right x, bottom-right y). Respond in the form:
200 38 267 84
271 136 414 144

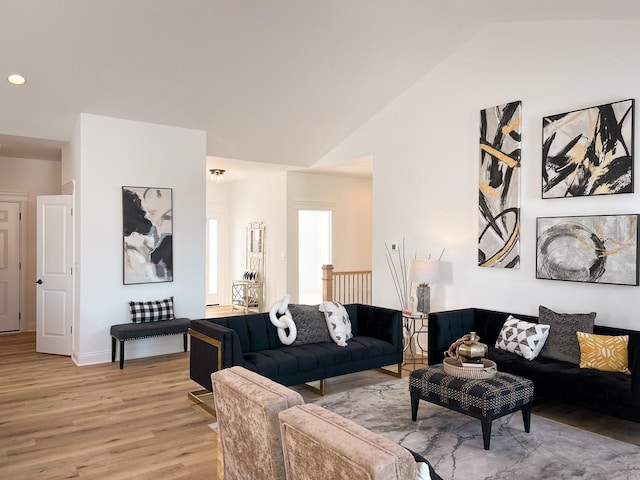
7 74 27 85
209 168 226 182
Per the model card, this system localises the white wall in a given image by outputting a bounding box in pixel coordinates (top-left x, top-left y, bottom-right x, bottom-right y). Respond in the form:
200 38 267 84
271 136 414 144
226 172 288 309
0 156 62 330
319 19 640 329
70 114 206 365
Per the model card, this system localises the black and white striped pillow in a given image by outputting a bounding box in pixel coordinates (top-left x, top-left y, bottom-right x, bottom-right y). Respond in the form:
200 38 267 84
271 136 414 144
129 297 174 323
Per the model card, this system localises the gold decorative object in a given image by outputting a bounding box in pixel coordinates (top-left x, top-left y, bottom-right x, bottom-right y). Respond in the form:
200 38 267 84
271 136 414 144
443 331 495 378
446 331 489 364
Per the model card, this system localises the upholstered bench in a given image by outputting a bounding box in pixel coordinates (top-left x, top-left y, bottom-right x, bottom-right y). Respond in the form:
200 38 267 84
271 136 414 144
110 318 190 369
409 365 534 450
111 296 190 369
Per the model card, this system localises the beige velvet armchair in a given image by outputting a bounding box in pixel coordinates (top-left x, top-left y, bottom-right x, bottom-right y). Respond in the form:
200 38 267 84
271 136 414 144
278 403 417 480
211 366 304 480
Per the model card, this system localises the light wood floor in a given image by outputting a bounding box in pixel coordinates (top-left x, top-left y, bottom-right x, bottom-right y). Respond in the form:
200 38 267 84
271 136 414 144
2 321 639 479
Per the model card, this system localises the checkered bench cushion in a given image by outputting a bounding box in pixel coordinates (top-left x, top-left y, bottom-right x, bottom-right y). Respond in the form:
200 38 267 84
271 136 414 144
409 365 534 418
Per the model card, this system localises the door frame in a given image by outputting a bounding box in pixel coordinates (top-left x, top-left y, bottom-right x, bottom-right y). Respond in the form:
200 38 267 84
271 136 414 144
292 201 335 303
0 191 27 333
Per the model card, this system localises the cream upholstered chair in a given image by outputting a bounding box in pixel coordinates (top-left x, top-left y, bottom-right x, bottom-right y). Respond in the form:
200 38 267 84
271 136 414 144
211 366 304 480
278 403 417 480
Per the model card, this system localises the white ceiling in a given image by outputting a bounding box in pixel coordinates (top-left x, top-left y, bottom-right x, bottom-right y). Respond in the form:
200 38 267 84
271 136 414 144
2 1 640 168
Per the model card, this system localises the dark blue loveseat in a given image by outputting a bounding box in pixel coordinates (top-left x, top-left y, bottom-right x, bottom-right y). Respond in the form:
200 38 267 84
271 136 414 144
189 303 403 403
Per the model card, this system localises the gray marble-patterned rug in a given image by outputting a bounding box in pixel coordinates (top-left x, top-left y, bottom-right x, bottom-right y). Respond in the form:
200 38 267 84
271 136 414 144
312 378 640 480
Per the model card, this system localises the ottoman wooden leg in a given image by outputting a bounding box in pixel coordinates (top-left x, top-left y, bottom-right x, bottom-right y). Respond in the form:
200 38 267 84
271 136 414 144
111 337 116 362
410 391 420 421
522 405 532 433
481 418 492 450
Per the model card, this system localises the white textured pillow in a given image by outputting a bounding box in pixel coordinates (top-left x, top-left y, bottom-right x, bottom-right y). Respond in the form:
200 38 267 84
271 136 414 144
416 461 432 480
495 315 550 360
320 301 353 347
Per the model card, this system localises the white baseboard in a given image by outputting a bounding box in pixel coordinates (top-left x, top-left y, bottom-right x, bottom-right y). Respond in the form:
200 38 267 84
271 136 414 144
74 335 190 366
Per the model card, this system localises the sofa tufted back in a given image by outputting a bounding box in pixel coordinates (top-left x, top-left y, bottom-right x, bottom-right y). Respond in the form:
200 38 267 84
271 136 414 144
427 308 538 365
211 309 358 353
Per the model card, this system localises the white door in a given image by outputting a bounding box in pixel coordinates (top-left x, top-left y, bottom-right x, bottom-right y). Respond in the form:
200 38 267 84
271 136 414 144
0 202 21 332
36 195 73 355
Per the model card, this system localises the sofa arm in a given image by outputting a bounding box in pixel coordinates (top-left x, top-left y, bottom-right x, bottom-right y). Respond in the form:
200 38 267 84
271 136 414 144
628 334 640 402
189 319 244 391
349 304 403 348
427 308 478 365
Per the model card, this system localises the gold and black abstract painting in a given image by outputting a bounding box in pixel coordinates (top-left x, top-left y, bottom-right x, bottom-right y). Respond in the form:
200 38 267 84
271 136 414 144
537 214 639 286
479 100 522 268
542 99 634 198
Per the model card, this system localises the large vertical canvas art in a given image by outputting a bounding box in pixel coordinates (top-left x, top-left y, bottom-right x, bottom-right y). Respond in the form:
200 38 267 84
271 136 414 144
542 99 634 198
122 186 173 284
536 214 639 286
479 100 522 268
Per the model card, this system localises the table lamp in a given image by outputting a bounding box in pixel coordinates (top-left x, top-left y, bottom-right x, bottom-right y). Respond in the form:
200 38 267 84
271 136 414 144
409 259 440 314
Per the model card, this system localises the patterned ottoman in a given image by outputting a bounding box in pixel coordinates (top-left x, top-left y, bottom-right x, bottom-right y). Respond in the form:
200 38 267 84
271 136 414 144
409 365 534 450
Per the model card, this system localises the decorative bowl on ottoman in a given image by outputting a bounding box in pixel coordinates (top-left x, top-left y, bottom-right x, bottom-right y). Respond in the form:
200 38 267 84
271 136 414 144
443 357 497 379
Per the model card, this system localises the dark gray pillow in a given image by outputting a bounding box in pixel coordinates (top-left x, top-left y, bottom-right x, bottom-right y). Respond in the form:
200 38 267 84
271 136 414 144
289 304 332 346
538 305 596 364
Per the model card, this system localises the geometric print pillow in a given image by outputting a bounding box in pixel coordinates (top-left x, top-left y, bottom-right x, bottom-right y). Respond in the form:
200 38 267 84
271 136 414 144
495 315 550 360
320 301 353 347
129 296 174 323
576 332 631 375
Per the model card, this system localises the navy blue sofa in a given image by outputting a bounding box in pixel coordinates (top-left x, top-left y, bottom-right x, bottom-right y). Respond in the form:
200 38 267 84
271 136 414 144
427 308 640 423
189 303 403 396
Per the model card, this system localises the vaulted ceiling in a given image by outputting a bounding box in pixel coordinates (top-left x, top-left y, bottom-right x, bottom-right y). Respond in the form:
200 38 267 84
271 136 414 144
2 0 640 166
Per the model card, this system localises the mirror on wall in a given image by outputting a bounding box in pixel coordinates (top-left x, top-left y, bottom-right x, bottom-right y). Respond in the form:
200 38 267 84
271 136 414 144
232 222 265 313
249 225 264 254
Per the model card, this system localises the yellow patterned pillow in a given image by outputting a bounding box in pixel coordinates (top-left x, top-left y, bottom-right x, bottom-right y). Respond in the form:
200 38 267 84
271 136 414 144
576 332 631 375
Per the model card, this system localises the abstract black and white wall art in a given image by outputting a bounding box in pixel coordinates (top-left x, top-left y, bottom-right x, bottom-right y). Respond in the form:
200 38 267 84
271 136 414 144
479 100 522 268
122 186 173 284
536 214 639 286
542 99 634 198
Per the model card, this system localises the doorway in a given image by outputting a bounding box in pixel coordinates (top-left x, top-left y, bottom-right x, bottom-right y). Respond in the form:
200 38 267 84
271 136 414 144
206 208 226 307
298 209 332 304
0 201 21 332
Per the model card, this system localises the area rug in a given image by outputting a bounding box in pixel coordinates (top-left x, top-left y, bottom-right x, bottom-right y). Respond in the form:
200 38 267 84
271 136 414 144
312 379 640 480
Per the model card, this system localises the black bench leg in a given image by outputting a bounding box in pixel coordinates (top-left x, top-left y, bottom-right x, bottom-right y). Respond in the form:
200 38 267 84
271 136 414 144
522 405 532 433
481 418 492 450
111 337 116 362
119 340 125 370
410 391 420 421
183 332 188 352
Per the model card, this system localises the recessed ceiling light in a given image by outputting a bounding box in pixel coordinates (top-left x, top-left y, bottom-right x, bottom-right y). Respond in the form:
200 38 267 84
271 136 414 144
7 74 26 85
